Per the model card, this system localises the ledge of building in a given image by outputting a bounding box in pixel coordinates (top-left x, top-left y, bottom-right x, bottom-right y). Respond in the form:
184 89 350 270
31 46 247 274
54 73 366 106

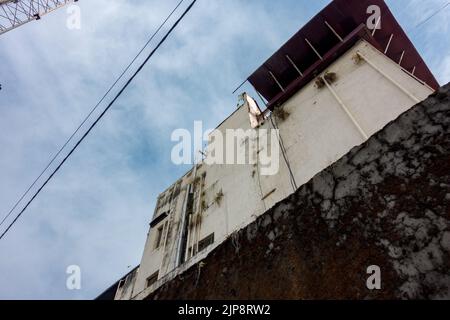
146 84 450 300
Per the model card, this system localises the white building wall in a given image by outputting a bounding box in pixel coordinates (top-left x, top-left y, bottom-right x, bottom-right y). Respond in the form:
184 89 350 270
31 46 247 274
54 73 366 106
128 39 434 300
279 40 432 191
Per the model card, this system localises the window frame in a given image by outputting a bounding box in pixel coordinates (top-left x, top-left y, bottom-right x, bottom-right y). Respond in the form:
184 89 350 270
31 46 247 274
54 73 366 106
198 233 215 253
154 223 165 250
146 271 159 288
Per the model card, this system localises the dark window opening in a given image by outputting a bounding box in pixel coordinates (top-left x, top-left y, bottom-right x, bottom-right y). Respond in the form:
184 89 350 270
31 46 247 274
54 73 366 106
198 233 214 253
146 271 159 288
150 211 168 228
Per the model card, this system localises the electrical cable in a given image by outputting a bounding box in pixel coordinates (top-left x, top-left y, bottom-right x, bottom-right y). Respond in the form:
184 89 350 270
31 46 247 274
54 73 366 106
0 0 185 229
411 1 449 32
254 90 298 192
0 0 198 241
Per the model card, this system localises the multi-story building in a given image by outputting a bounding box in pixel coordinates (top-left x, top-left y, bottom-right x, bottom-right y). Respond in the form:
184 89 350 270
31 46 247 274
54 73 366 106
104 0 439 300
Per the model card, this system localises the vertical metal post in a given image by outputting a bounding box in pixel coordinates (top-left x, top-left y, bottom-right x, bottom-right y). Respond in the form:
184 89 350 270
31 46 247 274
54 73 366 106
324 20 343 42
384 34 393 54
372 16 381 36
399 50 405 65
285 54 303 76
305 38 323 60
269 71 285 92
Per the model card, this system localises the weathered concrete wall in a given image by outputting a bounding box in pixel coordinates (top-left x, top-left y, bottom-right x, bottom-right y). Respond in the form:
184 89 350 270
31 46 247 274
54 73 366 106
146 84 450 300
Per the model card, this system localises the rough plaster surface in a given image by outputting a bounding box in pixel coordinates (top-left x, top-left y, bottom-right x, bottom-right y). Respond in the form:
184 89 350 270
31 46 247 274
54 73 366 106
147 84 450 300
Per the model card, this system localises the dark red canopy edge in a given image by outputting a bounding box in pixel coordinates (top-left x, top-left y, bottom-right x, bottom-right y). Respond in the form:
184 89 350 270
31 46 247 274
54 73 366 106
248 0 439 110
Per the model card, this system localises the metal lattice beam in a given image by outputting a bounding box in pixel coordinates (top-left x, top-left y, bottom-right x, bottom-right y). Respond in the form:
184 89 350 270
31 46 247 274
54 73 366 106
0 0 76 36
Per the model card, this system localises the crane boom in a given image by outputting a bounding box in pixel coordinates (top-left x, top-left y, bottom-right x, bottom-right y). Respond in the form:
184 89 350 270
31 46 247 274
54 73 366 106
0 0 77 36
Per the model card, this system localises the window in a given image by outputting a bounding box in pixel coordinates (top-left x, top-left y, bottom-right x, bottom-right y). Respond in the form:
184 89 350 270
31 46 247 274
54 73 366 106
146 271 159 288
150 211 168 228
154 224 164 249
198 233 214 253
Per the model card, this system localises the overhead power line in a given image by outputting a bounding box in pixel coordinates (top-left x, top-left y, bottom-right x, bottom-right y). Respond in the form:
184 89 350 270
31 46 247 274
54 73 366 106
0 0 185 230
0 0 198 241
414 1 449 29
407 1 450 36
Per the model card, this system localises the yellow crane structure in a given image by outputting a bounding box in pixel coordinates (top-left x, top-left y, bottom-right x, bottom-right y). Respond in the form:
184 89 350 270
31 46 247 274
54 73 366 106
0 0 77 35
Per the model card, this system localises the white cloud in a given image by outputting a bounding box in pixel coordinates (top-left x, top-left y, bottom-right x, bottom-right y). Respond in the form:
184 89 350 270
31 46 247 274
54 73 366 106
0 0 446 300
0 0 314 299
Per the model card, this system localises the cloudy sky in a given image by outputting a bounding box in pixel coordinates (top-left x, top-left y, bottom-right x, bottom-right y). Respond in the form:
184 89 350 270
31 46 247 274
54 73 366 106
0 0 448 300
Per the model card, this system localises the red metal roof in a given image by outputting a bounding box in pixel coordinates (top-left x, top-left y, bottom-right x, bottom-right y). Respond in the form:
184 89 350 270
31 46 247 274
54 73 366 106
248 0 439 109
